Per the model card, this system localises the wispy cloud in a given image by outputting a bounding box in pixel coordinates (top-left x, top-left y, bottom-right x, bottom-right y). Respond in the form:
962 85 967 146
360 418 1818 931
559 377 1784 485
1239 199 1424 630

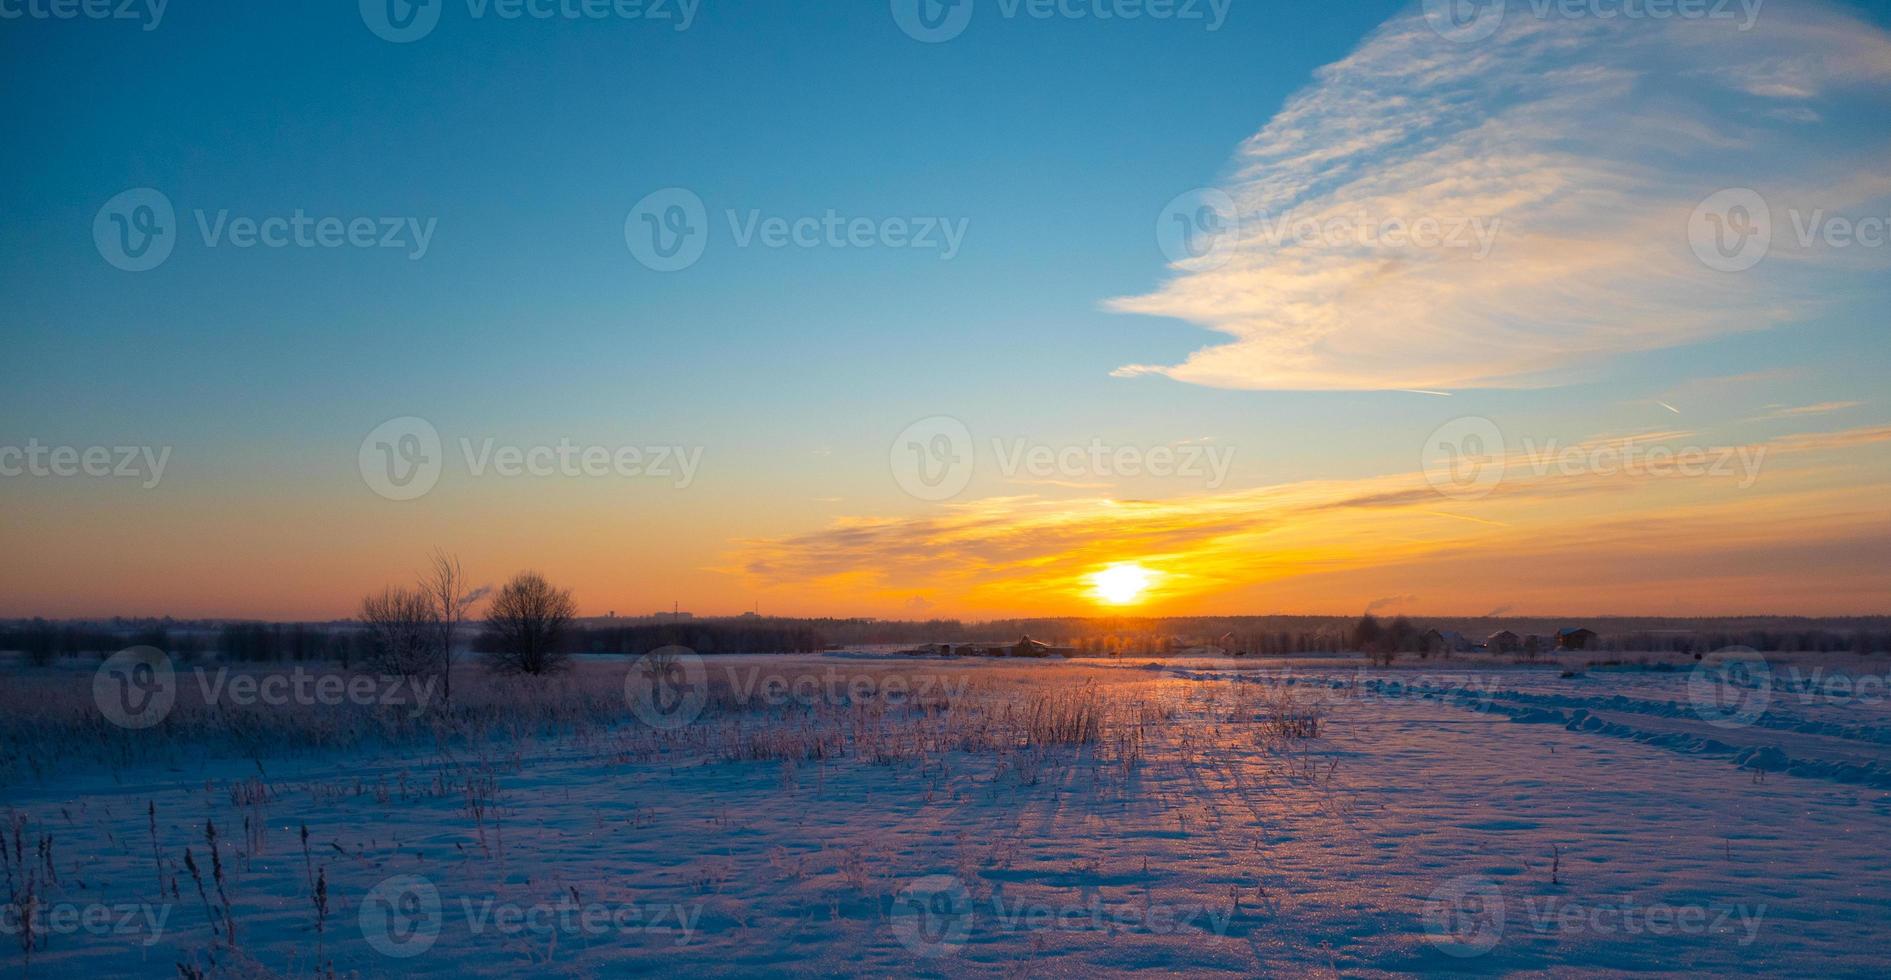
1751 400 1864 420
1108 3 1891 391
732 422 1891 613
1762 423 1891 454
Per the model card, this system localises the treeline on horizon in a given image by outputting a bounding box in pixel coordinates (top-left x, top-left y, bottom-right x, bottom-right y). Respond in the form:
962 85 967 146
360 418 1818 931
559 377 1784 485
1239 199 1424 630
473 621 826 657
3 613 1888 664
0 618 829 665
807 615 1891 656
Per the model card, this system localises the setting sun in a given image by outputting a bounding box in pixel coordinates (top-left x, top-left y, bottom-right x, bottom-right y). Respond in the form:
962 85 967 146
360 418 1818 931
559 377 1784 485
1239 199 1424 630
1089 562 1157 605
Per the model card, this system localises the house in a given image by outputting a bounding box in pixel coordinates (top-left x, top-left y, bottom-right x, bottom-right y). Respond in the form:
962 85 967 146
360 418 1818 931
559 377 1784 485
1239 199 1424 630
1486 630 1522 654
1557 627 1598 651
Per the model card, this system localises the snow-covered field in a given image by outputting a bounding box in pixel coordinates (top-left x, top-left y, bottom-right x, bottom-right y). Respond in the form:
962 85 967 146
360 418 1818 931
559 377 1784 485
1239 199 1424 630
4 652 1891 977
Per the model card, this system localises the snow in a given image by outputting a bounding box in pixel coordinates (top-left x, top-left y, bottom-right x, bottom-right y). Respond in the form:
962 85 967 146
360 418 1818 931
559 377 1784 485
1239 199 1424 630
4 652 1890 976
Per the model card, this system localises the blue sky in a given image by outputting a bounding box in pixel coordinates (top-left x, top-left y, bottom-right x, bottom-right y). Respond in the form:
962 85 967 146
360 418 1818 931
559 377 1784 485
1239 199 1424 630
3 0 1889 617
3 0 1401 444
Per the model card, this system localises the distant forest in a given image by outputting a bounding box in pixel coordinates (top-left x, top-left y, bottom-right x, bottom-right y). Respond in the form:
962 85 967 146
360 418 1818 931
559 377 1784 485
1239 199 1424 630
2 613 1888 663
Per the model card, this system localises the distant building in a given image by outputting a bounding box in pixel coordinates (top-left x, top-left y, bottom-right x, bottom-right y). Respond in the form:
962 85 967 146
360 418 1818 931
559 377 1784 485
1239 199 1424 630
1013 635 1051 657
1422 629 1473 656
1487 630 1522 654
1557 627 1598 651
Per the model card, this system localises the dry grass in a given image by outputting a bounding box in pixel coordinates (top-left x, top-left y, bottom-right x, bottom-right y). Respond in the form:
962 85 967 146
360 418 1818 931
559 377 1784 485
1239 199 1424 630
0 657 1340 794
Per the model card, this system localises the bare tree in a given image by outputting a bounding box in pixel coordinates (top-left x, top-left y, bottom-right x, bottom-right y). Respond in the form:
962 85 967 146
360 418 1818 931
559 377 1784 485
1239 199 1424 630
358 586 438 679
417 550 488 704
483 571 577 675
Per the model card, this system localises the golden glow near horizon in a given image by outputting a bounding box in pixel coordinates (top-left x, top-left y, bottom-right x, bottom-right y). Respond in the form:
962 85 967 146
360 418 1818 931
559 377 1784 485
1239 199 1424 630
1089 562 1157 606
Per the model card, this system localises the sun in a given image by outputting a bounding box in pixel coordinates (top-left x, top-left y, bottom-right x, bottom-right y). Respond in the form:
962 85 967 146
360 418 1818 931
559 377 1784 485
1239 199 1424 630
1089 562 1156 606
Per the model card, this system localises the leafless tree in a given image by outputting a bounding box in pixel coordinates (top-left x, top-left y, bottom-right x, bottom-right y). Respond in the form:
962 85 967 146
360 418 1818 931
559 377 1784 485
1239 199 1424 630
417 550 488 704
483 571 577 675
358 586 437 679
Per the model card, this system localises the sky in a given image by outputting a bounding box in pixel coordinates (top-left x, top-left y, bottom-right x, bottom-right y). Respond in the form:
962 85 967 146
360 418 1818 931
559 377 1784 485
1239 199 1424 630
2 0 1888 620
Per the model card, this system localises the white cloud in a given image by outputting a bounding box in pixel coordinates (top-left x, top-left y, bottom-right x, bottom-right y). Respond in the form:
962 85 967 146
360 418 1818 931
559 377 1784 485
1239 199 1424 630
1109 3 1891 391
